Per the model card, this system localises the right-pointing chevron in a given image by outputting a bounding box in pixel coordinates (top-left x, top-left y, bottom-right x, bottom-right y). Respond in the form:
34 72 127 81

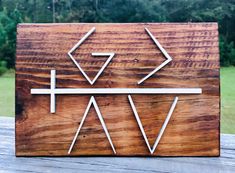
128 95 178 154
138 28 173 84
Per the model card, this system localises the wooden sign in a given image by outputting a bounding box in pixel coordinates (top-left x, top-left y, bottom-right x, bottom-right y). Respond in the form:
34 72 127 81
16 23 220 156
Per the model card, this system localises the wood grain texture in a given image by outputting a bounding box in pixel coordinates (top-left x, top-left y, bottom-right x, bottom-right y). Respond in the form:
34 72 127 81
15 23 220 156
3 117 235 173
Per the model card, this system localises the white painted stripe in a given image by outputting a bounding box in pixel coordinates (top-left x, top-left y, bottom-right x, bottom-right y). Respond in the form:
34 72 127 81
31 88 202 95
50 70 56 113
145 27 172 61
68 96 93 154
91 52 115 56
128 95 152 153
67 27 96 85
137 59 171 85
92 96 116 154
68 27 96 54
151 96 178 154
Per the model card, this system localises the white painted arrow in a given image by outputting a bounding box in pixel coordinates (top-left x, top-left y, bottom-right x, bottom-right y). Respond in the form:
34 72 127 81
138 28 173 84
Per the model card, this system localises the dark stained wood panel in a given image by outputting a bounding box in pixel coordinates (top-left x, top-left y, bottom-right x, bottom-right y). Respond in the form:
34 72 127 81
15 23 220 156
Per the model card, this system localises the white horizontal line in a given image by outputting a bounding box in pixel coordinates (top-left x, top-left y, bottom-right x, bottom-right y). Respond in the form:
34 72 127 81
91 52 115 56
31 88 202 94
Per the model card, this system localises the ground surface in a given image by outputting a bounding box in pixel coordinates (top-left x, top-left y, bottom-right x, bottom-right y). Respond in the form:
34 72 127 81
0 68 234 133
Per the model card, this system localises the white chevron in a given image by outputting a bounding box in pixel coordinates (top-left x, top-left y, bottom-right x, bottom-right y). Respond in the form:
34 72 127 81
68 96 116 154
138 28 173 84
128 95 178 154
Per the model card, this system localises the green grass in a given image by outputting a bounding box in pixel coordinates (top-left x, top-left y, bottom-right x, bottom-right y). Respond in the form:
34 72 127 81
0 68 234 134
221 67 235 134
0 70 15 117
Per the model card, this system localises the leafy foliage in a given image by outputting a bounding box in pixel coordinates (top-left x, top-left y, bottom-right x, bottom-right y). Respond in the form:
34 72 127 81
0 7 22 68
0 0 234 70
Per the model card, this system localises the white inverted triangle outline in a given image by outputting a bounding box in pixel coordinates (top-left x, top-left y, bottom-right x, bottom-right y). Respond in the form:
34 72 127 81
128 95 178 154
68 27 115 85
68 96 116 154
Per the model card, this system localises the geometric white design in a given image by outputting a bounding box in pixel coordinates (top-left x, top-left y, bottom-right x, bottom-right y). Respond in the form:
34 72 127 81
138 28 173 84
89 52 115 84
32 88 202 95
29 26 204 155
67 27 115 85
68 96 116 154
128 95 178 154
30 70 201 113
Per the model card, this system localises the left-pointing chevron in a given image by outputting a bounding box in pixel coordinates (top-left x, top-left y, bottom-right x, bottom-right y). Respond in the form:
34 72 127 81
138 28 173 84
67 27 115 85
